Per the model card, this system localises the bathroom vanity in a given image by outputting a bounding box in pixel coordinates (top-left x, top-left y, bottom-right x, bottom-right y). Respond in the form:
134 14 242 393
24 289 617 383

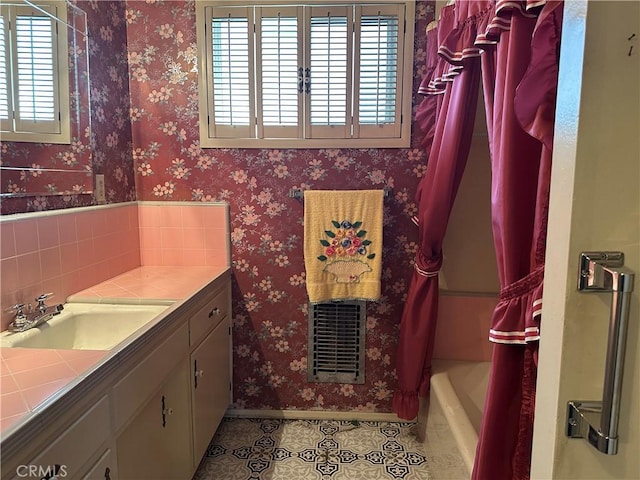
0 265 232 480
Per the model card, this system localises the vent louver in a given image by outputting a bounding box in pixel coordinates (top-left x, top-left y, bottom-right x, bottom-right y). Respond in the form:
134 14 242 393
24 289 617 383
308 301 365 384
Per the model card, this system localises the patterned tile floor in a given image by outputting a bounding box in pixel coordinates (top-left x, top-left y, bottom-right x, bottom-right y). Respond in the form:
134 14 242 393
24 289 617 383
194 414 467 480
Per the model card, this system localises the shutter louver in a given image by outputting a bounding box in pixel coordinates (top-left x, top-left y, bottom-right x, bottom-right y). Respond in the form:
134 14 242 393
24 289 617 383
260 14 298 126
309 12 349 127
211 15 250 127
358 12 399 125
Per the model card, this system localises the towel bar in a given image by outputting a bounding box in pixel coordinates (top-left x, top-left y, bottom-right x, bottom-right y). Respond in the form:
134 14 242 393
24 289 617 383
289 187 392 200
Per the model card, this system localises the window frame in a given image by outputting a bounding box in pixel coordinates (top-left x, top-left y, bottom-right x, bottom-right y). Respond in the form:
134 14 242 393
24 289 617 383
196 0 415 149
0 1 70 144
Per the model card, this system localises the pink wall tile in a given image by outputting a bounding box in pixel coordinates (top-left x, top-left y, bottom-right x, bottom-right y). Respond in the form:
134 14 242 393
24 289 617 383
0 223 16 258
138 204 162 228
39 247 62 280
36 217 60 250
433 295 496 362
140 248 162 265
161 248 184 265
57 215 78 246
160 227 183 249
89 211 109 239
182 228 206 250
205 248 229 267
16 252 41 288
181 249 206 266
204 207 228 227
13 221 39 256
139 228 161 249
60 243 79 272
162 206 183 228
1 257 19 293
181 205 205 228
74 212 93 241
205 227 228 249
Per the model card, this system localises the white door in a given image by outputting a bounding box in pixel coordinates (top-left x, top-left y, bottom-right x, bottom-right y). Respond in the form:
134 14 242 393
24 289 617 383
531 1 639 479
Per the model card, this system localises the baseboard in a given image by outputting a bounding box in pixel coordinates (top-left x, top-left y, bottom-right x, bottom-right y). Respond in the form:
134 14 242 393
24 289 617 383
225 408 414 423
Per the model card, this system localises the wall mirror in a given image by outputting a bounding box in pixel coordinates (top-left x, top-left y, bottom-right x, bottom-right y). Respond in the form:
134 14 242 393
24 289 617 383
0 0 92 198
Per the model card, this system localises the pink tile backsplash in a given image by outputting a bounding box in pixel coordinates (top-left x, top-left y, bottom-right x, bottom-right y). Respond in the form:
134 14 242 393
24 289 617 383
1 203 142 331
138 202 230 268
1 202 230 331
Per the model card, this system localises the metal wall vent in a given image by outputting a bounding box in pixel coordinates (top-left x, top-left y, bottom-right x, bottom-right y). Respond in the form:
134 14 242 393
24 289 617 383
308 301 365 384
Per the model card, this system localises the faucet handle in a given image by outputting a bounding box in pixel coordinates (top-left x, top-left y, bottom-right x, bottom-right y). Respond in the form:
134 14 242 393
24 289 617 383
35 293 54 312
35 292 54 302
5 303 26 315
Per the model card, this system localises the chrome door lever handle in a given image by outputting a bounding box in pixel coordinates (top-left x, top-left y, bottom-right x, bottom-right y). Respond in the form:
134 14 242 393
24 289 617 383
568 251 635 455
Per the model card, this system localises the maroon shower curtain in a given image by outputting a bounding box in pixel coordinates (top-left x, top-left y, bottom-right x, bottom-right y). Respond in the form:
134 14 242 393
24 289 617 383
473 2 563 479
393 4 481 420
395 0 563 476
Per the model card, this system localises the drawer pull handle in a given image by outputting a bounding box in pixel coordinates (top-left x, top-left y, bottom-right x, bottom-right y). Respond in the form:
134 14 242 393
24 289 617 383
161 395 173 427
208 307 220 318
194 358 205 389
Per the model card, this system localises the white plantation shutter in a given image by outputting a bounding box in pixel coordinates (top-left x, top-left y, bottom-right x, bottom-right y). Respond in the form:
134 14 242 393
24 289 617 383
0 3 70 143
197 2 413 148
0 12 11 131
306 6 352 139
207 7 254 139
256 6 302 139
354 5 403 139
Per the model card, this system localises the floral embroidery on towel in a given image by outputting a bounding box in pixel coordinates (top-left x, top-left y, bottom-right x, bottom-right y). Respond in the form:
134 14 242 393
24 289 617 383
317 220 376 283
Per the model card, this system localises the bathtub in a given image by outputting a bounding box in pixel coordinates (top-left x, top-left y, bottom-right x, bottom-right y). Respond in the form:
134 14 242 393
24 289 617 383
420 360 491 476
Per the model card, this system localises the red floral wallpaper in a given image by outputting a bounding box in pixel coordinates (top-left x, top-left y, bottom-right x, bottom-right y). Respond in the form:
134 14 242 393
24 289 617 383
127 0 434 413
1 0 135 215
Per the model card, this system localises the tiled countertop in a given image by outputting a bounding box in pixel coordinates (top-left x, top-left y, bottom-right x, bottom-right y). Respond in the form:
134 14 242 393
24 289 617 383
0 265 228 438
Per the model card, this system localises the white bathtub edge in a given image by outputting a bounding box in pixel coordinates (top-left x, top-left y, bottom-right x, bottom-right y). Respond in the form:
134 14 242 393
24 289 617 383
431 371 479 474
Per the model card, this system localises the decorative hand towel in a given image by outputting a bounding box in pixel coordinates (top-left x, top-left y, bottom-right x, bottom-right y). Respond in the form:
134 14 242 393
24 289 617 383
304 189 384 303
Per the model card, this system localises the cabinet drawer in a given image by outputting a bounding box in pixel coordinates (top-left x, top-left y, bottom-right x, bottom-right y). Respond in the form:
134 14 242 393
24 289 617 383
112 323 189 431
25 396 110 480
189 286 229 347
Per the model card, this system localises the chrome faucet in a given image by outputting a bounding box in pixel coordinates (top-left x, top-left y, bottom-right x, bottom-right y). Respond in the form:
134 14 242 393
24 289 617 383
6 293 64 332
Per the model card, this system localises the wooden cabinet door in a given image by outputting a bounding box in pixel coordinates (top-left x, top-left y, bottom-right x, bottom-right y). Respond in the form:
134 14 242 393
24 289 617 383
117 360 192 480
191 316 231 465
81 449 115 480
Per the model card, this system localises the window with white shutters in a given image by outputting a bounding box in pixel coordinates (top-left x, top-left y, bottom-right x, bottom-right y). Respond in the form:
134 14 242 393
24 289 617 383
0 2 70 144
196 1 414 148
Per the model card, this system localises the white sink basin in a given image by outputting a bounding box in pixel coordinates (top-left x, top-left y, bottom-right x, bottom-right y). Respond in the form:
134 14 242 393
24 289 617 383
0 303 168 350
